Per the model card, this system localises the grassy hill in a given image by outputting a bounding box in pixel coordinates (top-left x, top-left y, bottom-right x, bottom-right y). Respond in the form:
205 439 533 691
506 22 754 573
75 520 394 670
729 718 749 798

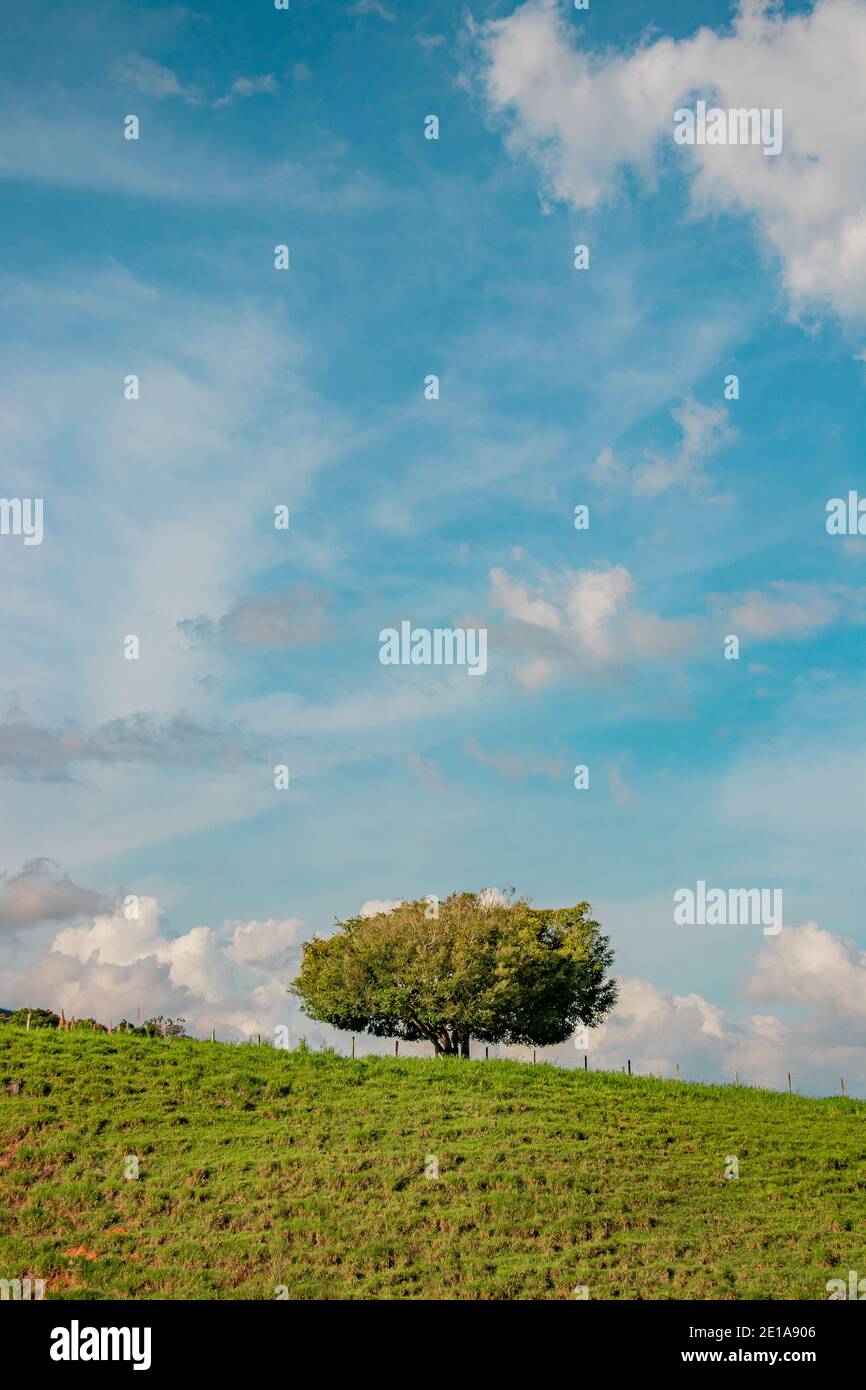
1 1024 864 1300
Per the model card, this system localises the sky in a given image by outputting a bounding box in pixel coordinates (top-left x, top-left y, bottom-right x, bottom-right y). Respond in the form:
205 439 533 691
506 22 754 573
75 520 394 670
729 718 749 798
2 0 866 1094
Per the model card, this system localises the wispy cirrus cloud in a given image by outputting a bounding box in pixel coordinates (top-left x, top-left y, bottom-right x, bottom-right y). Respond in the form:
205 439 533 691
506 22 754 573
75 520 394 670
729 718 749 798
0 704 266 782
114 55 278 109
351 0 396 21
715 582 846 641
464 736 565 784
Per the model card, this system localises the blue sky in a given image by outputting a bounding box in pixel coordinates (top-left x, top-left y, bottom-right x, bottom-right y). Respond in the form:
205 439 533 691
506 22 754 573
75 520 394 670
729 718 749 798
2 0 866 1093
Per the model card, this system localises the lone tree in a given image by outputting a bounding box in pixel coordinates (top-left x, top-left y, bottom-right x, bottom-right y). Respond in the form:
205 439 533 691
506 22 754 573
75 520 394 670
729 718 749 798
291 891 617 1058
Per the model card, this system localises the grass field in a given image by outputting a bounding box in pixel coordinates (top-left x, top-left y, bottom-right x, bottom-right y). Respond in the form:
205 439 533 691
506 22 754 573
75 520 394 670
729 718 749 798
1 1025 865 1300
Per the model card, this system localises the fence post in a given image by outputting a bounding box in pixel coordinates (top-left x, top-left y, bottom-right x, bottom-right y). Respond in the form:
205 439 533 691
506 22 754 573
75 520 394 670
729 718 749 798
352 1037 355 1059
485 1046 488 1060
841 1076 846 1097
676 1063 680 1081
26 1010 31 1032
211 1028 215 1043
627 1059 631 1075
395 1039 399 1057
584 1053 588 1071
787 1072 792 1094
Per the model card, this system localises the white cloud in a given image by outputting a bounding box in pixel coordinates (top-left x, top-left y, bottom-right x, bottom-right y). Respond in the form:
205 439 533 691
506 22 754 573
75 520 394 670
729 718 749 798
359 899 403 917
225 75 277 98
489 567 560 629
352 0 396 20
723 582 840 639
50 899 233 1002
478 0 866 322
489 559 698 680
743 920 866 1018
52 897 165 966
633 398 735 498
0 102 378 206
565 565 634 656
22 950 191 1028
532 922 866 1093
212 75 278 109
27 897 304 1031
226 917 303 969
477 887 509 908
591 398 735 499
115 56 195 102
116 55 278 110
590 445 625 487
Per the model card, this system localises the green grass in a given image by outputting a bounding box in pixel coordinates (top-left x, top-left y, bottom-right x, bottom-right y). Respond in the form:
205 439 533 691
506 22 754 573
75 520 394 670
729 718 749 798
1 1026 865 1300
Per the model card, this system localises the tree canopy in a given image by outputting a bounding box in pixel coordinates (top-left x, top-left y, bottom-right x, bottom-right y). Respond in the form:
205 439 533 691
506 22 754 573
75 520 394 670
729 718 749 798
291 892 617 1057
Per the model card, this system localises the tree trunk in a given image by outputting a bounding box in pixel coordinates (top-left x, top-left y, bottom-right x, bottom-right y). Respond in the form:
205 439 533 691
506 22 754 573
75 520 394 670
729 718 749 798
428 1027 472 1057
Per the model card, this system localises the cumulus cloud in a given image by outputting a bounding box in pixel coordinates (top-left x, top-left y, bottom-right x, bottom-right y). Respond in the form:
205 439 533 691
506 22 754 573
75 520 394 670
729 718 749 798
2 897 307 1035
532 923 866 1094
0 859 108 929
489 559 699 683
24 949 192 1026
743 920 866 1018
225 917 303 969
477 887 509 909
566 565 635 656
633 399 735 498
590 398 736 499
489 568 560 630
477 0 866 322
358 899 403 917
50 901 303 1007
